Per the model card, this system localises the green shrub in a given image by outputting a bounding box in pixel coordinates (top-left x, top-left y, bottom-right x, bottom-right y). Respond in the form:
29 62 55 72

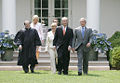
110 47 120 69
108 31 120 48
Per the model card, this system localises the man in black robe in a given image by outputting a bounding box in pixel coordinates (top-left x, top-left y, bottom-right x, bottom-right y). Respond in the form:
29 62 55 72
14 20 41 73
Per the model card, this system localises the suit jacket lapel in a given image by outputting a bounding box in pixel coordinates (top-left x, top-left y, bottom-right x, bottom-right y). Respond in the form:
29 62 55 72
59 26 63 37
79 26 83 39
83 27 87 40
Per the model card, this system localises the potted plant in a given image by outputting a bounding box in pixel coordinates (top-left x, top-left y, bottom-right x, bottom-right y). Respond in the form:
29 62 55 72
90 30 112 61
0 30 17 61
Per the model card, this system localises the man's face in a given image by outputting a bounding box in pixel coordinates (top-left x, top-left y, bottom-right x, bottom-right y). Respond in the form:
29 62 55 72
62 19 68 26
80 20 86 27
25 23 30 29
53 20 58 25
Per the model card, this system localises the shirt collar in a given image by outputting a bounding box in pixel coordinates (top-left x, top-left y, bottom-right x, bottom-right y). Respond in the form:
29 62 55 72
62 25 67 29
81 26 86 30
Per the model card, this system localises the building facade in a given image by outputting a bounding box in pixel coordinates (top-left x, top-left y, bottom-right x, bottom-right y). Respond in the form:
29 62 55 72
0 0 120 38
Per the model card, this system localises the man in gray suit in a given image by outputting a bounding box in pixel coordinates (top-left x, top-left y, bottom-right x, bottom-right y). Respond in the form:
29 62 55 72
72 18 93 75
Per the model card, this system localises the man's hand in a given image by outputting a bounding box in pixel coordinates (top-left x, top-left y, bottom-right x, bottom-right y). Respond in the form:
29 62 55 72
86 43 91 48
19 45 22 50
68 46 71 51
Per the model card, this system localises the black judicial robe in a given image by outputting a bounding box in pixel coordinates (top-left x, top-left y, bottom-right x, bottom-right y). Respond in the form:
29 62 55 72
14 28 41 66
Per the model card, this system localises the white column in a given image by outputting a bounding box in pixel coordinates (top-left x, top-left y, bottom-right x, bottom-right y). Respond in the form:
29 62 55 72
87 0 100 32
2 0 16 34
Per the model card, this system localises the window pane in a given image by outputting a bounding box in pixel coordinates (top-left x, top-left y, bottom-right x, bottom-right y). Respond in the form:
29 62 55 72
42 10 48 17
42 0 48 8
62 9 68 17
62 0 68 8
55 10 61 17
39 18 41 23
34 0 41 8
35 9 41 17
55 0 61 8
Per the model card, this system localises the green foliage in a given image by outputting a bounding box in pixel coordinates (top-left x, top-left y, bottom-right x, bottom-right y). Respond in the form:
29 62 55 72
108 31 120 48
110 47 120 69
107 31 120 69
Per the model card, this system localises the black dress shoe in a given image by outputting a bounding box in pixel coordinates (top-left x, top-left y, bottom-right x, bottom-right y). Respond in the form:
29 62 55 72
63 71 68 75
31 70 34 73
78 72 82 76
63 73 68 75
58 71 62 75
24 70 29 73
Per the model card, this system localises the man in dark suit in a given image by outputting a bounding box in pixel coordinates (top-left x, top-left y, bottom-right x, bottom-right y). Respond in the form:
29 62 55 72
72 18 93 76
53 17 73 75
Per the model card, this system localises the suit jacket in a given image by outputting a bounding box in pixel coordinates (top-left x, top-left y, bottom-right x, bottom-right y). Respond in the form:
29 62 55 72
72 26 93 52
53 26 73 50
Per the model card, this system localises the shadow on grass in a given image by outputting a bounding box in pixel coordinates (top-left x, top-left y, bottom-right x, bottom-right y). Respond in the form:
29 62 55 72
68 73 101 77
87 73 101 77
20 71 49 75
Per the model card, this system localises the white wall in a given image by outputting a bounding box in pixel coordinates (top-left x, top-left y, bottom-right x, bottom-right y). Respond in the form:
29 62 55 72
0 0 2 31
71 0 86 28
16 0 31 32
100 0 120 38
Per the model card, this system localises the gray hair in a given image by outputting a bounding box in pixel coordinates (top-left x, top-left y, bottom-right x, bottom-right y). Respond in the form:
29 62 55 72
80 17 86 22
62 17 68 21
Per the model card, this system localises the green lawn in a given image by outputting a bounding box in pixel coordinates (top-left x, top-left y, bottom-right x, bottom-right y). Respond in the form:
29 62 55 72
0 70 120 83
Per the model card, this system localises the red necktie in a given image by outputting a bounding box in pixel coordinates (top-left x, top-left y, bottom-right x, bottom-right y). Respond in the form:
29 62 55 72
63 27 66 35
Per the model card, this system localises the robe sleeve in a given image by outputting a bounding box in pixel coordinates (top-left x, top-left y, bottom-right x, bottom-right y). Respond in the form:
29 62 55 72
34 29 42 46
14 30 23 46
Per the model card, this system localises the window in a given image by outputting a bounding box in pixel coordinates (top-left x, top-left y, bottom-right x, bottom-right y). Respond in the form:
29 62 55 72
54 0 68 24
34 0 48 26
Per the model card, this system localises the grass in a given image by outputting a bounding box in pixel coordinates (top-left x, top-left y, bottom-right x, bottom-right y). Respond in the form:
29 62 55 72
0 70 120 83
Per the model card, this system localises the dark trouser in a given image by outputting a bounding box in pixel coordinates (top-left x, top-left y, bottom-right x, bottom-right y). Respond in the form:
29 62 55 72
22 64 35 73
57 48 70 74
77 47 89 74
